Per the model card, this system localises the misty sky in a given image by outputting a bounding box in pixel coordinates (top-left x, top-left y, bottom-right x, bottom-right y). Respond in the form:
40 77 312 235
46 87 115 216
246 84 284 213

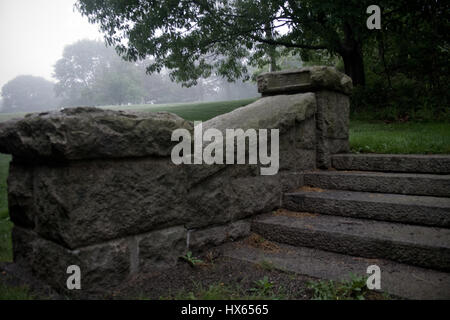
0 0 103 89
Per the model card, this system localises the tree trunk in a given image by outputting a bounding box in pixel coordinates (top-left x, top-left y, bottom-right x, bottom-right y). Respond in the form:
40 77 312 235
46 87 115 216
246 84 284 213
341 22 366 87
341 47 365 87
265 23 278 72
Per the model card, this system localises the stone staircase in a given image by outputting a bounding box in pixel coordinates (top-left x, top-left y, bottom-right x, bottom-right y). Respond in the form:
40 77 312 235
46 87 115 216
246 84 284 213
224 154 450 299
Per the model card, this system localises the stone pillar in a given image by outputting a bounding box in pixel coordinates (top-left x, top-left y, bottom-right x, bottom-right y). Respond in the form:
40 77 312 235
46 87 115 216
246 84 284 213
257 66 353 168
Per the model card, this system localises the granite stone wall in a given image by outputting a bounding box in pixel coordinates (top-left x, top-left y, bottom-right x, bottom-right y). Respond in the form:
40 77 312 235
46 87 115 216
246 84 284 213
0 66 351 294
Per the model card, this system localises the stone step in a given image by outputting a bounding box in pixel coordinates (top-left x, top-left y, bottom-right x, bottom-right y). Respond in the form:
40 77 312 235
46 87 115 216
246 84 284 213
251 211 450 272
332 154 450 174
283 189 450 228
222 240 450 299
302 171 450 197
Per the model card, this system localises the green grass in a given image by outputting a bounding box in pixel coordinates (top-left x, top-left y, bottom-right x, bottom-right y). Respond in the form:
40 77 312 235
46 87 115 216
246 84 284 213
0 283 34 300
99 98 258 121
160 275 389 300
350 120 450 154
0 98 257 123
161 277 286 300
307 274 388 300
0 154 12 262
0 217 12 262
0 112 28 123
0 155 31 299
180 251 204 267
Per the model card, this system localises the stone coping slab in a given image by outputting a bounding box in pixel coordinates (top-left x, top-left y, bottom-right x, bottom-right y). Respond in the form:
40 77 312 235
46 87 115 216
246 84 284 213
0 107 193 162
257 66 353 96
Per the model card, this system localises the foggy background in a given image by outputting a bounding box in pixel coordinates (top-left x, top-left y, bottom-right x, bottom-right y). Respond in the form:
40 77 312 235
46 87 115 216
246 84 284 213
0 0 258 113
0 0 101 89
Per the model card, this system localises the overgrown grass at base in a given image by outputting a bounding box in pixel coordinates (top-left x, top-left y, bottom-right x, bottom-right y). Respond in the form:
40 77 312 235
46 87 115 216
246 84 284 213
0 283 34 300
157 275 388 300
307 274 389 300
160 276 287 300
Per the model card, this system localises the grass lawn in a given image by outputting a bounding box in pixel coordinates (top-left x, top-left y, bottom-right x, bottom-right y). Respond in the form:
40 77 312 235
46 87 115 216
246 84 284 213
350 120 450 154
0 283 34 300
0 98 258 123
0 112 28 123
0 153 12 262
100 98 258 121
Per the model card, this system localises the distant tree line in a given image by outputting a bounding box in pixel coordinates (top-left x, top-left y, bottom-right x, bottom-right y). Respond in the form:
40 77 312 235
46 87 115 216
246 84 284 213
0 75 60 113
1 40 257 113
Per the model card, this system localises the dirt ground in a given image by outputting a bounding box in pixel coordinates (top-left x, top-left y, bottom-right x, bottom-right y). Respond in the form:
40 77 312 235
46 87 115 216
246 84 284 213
0 254 315 300
0 236 390 300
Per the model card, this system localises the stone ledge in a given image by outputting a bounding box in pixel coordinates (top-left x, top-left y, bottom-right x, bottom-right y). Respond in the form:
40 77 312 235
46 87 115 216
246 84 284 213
257 66 353 96
0 107 193 162
332 154 450 173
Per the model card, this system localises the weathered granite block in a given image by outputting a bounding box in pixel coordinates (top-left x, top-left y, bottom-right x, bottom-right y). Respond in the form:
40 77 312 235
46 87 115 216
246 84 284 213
315 91 350 140
279 145 316 172
202 93 317 133
0 108 193 161
188 220 251 252
137 226 187 272
7 162 35 228
186 170 281 228
315 91 351 168
13 226 131 295
295 117 317 150
31 158 190 249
